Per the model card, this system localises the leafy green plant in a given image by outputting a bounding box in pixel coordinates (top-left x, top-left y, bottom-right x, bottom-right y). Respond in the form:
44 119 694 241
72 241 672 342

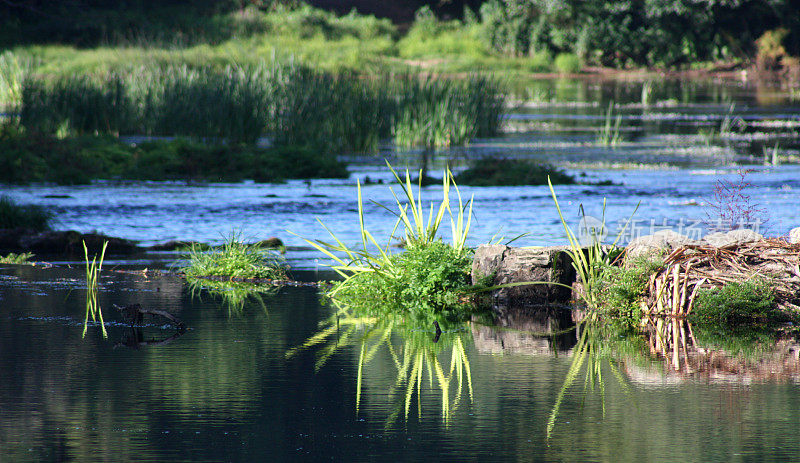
596 256 665 326
182 233 287 280
554 53 581 74
0 195 52 230
548 177 638 308
83 240 108 339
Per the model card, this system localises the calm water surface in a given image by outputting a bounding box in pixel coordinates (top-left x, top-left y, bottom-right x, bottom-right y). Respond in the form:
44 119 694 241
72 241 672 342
2 265 800 462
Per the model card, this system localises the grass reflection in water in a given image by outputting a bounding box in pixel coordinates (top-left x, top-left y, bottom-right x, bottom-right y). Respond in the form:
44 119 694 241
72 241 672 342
287 308 474 427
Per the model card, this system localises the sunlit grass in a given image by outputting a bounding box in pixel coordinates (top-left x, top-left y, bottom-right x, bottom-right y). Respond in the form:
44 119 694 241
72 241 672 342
182 233 287 280
0 252 34 265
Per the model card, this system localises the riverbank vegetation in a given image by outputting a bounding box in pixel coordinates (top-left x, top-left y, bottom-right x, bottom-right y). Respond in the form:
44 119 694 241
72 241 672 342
455 158 575 186
1 1 798 110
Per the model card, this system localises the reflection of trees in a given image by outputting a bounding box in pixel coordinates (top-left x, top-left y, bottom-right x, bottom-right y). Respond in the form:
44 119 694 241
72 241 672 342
288 309 474 426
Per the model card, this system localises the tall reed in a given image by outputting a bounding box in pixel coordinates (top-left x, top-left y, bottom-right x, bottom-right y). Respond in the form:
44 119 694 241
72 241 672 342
19 63 506 153
83 240 109 339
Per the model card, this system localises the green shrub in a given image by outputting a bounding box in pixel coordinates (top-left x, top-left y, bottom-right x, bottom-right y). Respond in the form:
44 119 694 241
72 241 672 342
0 196 52 230
455 158 575 186
690 280 777 325
554 53 581 74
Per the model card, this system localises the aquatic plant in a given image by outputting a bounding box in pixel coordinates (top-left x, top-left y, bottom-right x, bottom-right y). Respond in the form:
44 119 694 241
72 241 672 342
295 163 474 319
83 240 108 339
596 256 665 326
454 157 575 186
0 252 34 265
182 233 287 280
548 178 638 308
0 195 52 231
597 102 622 147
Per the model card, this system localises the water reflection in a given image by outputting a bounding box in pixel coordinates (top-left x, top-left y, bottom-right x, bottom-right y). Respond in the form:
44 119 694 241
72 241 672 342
187 277 277 316
288 308 475 426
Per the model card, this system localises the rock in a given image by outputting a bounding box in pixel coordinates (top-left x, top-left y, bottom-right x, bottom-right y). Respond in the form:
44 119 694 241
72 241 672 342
471 244 576 308
254 237 284 249
790 227 800 244
702 229 762 248
625 230 697 261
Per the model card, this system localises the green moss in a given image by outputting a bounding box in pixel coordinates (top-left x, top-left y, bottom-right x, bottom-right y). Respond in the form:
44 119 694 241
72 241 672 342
331 240 474 324
454 158 575 186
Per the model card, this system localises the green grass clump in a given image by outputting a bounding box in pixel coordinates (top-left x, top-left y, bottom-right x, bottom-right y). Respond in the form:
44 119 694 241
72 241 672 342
455 158 575 186
182 237 287 280
392 74 505 149
689 280 777 325
0 252 34 264
0 51 32 108
0 196 52 230
298 164 476 323
332 240 474 323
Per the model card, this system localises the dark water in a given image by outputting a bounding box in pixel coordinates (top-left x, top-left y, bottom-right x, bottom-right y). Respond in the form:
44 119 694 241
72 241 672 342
3 265 800 462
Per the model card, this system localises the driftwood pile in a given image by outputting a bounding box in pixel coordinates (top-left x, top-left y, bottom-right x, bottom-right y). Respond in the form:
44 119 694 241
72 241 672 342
640 239 800 316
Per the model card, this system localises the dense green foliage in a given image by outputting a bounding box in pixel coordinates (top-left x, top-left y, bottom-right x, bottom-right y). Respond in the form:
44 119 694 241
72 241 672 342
2 1 795 84
478 0 799 67
0 129 347 184
182 236 287 280
0 196 52 230
689 280 777 325
455 158 575 186
331 240 474 323
0 252 34 264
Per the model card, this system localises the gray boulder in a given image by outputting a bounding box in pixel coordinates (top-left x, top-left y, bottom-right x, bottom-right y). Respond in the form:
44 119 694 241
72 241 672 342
702 229 762 248
625 230 697 261
471 244 576 306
